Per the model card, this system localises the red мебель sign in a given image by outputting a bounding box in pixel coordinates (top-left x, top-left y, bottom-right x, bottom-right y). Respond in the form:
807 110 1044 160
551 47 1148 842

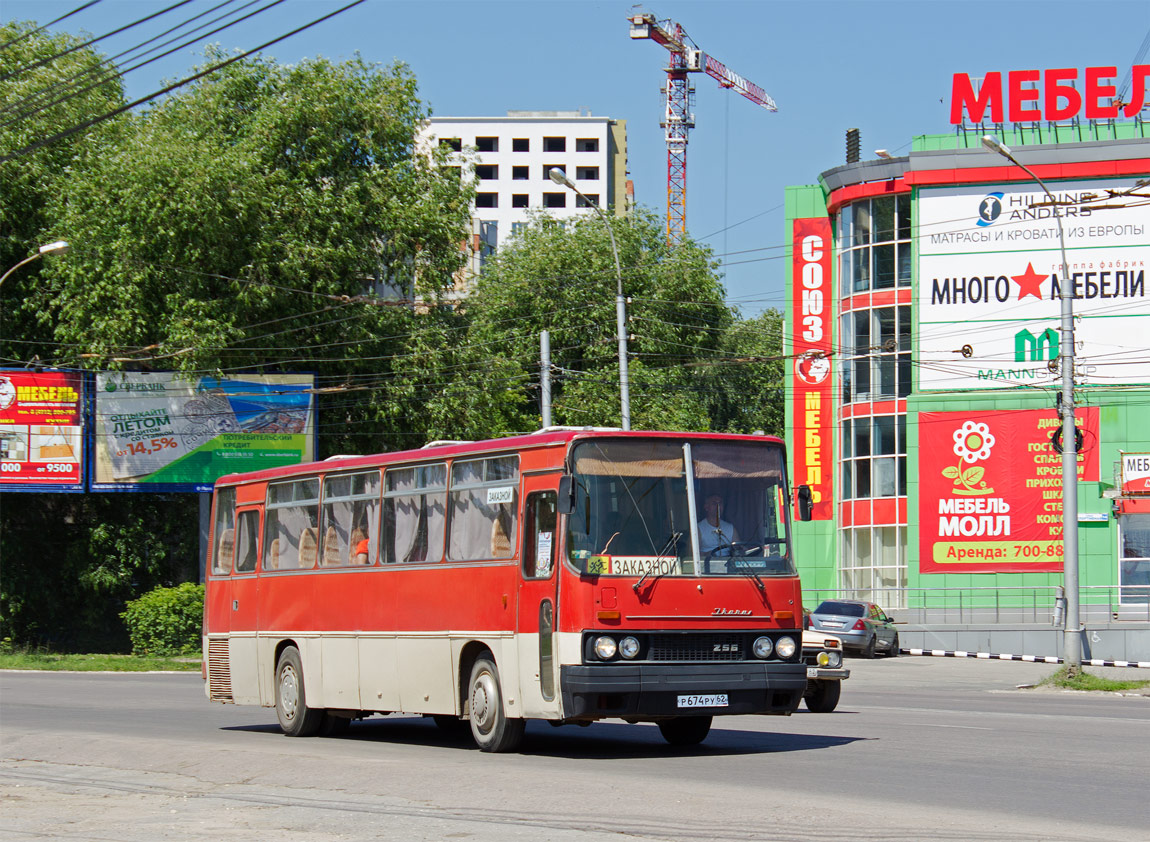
918 408 1099 573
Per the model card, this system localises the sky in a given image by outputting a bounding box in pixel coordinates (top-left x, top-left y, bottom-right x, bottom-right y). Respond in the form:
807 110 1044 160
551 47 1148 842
4 0 1149 316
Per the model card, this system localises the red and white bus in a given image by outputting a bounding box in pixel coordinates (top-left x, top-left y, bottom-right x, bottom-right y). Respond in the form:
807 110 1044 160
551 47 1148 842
204 429 813 751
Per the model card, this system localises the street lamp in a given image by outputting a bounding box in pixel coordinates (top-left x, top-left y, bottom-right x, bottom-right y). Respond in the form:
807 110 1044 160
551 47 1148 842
548 167 631 430
980 134 1081 671
0 240 71 288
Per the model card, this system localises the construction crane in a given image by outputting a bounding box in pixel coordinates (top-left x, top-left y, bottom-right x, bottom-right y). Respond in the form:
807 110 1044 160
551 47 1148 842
629 8 776 244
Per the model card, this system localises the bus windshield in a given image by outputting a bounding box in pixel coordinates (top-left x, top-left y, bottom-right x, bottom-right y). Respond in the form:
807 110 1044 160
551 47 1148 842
566 438 795 579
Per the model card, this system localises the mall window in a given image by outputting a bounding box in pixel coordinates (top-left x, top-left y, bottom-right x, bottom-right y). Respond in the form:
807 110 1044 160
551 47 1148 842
840 414 906 500
841 526 906 608
475 192 497 208
576 166 599 180
512 194 529 208
841 305 912 403
512 166 529 180
838 194 912 296
543 136 566 152
475 164 498 180
575 138 599 152
576 194 600 208
1119 514 1150 603
512 137 529 152
475 136 498 152
543 192 566 208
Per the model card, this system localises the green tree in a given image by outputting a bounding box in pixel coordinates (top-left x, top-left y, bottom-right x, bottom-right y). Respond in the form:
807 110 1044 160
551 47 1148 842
465 209 733 431
707 309 787 436
25 50 474 455
0 21 124 354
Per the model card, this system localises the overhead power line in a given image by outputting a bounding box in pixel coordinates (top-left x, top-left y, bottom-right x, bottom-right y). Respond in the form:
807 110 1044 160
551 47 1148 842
0 0 366 165
0 0 103 53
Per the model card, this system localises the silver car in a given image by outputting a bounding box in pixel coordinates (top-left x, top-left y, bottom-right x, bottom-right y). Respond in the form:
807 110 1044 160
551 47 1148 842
807 600 899 658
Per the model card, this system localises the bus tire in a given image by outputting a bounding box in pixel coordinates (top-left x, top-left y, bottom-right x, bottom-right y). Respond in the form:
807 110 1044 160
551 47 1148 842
803 679 841 713
657 716 712 746
468 656 524 753
275 646 323 737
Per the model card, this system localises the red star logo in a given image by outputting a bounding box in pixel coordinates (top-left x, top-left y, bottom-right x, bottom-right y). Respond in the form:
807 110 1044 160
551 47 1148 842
1012 262 1047 301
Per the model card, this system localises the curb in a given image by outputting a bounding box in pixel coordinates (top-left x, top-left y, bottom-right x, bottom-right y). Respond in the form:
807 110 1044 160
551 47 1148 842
902 648 1150 668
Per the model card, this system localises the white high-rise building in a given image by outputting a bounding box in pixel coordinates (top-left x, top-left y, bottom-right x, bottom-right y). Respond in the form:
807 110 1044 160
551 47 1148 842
418 111 629 290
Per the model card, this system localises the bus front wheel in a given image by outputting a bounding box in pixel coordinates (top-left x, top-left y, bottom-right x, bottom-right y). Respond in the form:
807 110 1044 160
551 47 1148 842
275 646 323 737
468 657 525 753
658 716 712 746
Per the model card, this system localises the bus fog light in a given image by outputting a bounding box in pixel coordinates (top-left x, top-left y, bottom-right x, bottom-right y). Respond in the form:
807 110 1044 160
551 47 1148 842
619 636 640 659
775 636 797 659
816 651 831 667
752 636 773 659
594 636 617 660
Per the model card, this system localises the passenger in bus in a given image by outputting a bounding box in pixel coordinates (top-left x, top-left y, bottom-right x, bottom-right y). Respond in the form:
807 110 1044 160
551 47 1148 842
698 494 739 556
351 525 370 564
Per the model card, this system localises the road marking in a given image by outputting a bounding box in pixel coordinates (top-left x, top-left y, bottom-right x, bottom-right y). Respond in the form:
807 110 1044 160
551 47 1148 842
922 723 993 731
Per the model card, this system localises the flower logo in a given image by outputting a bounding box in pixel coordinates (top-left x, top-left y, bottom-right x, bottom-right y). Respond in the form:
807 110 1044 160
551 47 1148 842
953 421 995 463
944 421 995 495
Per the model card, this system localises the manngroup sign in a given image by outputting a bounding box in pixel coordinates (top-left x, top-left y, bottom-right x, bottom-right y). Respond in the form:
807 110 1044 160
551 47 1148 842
916 178 1150 392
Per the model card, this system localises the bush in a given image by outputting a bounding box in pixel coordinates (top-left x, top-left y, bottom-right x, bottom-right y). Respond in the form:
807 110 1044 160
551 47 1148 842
121 583 204 657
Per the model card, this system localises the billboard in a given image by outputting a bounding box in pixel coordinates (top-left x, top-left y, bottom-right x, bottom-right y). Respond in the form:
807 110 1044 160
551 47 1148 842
0 369 84 491
92 372 315 491
917 178 1150 392
790 217 834 519
918 408 1099 573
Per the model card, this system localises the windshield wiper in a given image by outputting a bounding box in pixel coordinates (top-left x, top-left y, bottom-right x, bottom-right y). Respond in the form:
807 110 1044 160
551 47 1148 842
634 531 682 593
731 557 765 591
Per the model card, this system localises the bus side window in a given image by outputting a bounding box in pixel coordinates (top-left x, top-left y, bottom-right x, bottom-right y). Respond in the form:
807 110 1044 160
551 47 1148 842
235 510 259 573
212 487 236 575
523 492 557 579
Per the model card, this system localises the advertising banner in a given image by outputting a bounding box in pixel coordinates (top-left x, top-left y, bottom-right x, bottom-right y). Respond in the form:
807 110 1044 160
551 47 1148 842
1120 452 1150 494
917 178 1150 391
92 372 315 490
791 217 834 519
918 408 1099 573
0 369 84 490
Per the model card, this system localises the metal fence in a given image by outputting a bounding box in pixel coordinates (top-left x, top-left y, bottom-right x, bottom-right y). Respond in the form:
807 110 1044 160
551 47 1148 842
803 585 1150 625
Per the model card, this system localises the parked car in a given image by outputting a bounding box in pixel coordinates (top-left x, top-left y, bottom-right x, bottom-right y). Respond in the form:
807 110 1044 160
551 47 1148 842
801 628 850 712
807 600 899 658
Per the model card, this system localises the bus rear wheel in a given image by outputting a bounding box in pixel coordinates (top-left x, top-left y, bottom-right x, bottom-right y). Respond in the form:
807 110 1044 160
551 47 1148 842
658 716 712 746
468 657 524 753
275 646 323 737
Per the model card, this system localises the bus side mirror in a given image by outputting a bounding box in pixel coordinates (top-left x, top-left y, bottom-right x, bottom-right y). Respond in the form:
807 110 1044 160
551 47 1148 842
796 485 813 522
557 475 575 515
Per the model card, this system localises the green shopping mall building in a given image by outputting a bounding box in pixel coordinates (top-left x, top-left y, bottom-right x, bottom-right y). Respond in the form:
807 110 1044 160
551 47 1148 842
784 120 1150 658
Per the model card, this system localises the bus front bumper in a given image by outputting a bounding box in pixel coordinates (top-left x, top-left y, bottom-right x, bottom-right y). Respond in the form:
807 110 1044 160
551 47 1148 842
559 662 806 720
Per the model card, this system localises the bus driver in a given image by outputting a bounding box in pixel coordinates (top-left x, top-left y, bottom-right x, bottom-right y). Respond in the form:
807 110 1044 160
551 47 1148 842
698 494 739 556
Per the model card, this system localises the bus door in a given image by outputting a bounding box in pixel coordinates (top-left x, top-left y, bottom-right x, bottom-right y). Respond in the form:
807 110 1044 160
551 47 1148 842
227 506 263 705
516 479 560 718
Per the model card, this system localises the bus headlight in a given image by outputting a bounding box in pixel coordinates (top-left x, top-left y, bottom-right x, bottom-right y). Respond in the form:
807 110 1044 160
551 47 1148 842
752 636 773 659
594 636 617 660
775 636 797 659
825 650 842 668
619 636 640 659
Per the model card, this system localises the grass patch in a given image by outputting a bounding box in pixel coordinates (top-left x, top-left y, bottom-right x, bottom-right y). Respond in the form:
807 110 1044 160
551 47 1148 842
1039 666 1150 693
0 651 200 672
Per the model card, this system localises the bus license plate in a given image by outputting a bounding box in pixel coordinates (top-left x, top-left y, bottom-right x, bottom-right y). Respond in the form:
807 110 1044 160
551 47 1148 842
677 694 728 708
807 667 819 678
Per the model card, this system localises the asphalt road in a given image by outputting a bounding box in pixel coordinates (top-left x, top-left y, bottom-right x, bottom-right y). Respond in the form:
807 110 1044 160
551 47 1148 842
2 657 1148 842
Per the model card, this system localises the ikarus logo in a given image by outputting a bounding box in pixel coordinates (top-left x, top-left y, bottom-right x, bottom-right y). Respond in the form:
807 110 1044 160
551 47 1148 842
104 380 118 392
976 191 1003 227
1015 327 1059 362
